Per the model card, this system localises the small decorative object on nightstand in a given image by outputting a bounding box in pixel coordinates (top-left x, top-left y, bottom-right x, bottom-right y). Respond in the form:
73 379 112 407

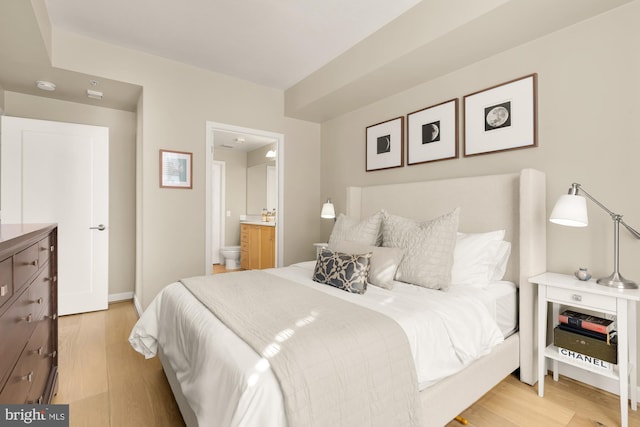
530 272 640 427
574 267 591 281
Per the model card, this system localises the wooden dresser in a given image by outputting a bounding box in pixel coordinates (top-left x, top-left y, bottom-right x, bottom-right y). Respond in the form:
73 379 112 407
0 224 58 404
240 223 275 270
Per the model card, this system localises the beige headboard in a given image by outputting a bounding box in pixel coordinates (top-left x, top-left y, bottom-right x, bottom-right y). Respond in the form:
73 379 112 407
345 168 547 385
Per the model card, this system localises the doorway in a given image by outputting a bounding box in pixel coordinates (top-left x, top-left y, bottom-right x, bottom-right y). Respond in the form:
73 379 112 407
205 121 284 274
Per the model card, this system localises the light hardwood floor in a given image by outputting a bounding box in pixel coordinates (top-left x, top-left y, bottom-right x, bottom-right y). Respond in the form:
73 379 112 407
53 297 638 427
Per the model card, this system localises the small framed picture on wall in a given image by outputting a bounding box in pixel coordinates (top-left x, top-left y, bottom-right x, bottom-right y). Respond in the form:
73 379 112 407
463 73 537 157
365 116 404 171
160 149 193 189
407 98 458 165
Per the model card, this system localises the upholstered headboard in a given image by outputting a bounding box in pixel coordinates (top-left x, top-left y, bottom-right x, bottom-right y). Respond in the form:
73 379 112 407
345 169 547 385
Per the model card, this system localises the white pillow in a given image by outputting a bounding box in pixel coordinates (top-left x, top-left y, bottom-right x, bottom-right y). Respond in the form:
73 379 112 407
328 211 383 250
335 241 405 290
382 208 460 290
451 230 508 288
490 240 511 281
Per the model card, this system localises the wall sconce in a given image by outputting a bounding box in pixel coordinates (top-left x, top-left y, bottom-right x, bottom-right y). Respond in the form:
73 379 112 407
320 199 336 220
550 182 640 289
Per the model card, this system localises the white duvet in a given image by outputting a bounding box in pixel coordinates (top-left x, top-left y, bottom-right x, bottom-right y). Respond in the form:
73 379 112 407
129 262 504 427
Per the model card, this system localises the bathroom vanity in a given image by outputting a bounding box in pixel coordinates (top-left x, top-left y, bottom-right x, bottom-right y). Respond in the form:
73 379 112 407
240 223 275 270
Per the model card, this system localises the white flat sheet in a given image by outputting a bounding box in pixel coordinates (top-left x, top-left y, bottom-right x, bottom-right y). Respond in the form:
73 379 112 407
448 280 518 337
130 262 505 427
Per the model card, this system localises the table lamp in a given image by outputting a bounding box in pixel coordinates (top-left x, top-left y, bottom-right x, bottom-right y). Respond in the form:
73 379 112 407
320 199 336 220
549 183 640 289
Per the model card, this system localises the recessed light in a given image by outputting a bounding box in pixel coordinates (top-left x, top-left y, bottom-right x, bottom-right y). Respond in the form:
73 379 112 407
36 80 56 91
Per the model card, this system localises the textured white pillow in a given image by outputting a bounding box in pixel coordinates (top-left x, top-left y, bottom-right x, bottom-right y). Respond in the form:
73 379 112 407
451 230 505 288
382 208 460 290
335 241 405 290
328 211 383 250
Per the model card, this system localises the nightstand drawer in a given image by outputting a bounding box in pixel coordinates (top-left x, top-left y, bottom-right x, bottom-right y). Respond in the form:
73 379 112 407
546 286 616 312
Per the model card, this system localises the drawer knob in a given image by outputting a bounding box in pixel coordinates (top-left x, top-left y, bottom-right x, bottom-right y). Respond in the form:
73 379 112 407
20 371 33 383
48 350 57 358
46 313 57 320
30 259 38 267
22 313 33 323
33 297 43 305
31 346 44 356
50 245 55 252
0 284 7 297
571 294 582 302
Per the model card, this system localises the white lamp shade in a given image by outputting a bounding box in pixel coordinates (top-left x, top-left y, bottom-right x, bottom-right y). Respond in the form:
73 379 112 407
321 202 335 219
549 194 588 227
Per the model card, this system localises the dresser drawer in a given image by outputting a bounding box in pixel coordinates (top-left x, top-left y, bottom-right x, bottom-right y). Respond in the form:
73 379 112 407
0 288 39 386
546 286 617 312
37 235 54 270
28 269 53 320
14 243 39 293
0 257 12 309
0 320 51 404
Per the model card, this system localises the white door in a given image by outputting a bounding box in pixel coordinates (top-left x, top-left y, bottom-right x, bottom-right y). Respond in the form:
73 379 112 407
1 116 109 315
211 160 225 264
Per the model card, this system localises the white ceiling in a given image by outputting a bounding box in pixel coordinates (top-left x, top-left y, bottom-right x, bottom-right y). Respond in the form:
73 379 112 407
44 0 422 90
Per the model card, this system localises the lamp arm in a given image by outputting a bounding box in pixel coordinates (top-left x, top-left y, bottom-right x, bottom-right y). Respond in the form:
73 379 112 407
574 183 640 240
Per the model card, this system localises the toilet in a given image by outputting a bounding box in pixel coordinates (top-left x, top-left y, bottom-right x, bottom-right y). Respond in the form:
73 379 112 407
220 246 241 269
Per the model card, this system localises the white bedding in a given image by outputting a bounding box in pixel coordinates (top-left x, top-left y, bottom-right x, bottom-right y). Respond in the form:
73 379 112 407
129 262 505 426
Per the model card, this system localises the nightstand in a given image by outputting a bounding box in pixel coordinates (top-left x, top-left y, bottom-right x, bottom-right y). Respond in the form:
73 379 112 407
530 272 640 427
313 243 328 258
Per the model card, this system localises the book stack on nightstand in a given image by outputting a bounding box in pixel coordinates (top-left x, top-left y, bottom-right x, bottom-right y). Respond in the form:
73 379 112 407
554 309 617 372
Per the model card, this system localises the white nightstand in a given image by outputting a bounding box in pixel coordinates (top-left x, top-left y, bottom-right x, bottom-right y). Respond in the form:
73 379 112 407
313 242 328 258
530 272 640 427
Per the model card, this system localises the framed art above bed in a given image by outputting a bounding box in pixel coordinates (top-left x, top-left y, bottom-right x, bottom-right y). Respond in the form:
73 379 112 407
365 116 404 171
463 73 538 157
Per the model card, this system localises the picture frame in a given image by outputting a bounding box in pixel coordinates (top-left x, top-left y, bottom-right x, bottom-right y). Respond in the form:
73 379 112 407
365 116 404 171
160 149 193 189
407 98 458 165
463 73 537 157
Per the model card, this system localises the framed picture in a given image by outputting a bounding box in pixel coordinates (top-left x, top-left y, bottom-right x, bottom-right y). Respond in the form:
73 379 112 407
160 149 193 189
463 73 537 157
407 98 458 165
366 116 404 171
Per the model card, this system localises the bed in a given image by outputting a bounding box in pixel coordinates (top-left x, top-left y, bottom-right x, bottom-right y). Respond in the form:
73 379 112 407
130 169 547 426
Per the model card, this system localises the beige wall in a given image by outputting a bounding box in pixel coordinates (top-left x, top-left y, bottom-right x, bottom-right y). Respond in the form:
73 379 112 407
213 149 247 247
320 2 640 382
48 29 321 308
0 83 4 113
4 91 137 297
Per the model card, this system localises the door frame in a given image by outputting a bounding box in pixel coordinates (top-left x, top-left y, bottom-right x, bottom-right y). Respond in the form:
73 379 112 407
205 121 284 274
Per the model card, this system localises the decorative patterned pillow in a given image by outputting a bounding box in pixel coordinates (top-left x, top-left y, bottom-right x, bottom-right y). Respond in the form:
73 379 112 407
312 248 371 294
327 211 383 250
382 208 460 290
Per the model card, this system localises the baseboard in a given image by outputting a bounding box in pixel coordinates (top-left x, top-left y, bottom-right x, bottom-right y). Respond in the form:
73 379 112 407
108 292 133 303
133 293 143 318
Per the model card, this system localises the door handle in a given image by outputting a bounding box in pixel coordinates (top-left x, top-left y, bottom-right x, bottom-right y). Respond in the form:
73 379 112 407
89 224 106 231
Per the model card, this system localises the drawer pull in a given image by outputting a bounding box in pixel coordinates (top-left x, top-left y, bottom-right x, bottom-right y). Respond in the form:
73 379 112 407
50 245 55 252
22 313 33 323
20 372 33 383
0 284 7 297
48 350 57 358
31 346 44 356
29 259 38 267
33 297 43 305
571 294 582 302
46 313 57 320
